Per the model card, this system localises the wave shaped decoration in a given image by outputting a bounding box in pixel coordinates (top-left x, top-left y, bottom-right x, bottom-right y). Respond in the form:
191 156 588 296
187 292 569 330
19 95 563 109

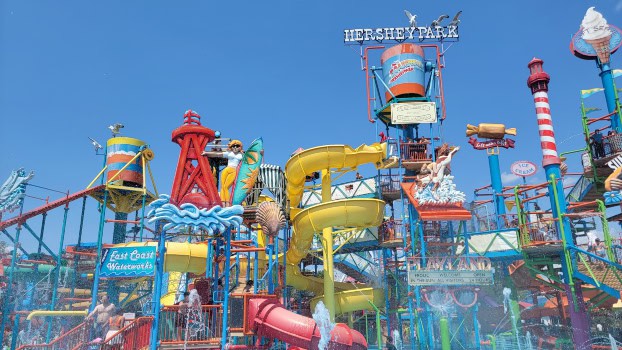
147 194 244 234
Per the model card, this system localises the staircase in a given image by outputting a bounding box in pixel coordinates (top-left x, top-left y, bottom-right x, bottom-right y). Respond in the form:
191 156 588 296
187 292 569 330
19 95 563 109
16 321 90 350
566 175 598 203
334 252 378 282
571 247 622 298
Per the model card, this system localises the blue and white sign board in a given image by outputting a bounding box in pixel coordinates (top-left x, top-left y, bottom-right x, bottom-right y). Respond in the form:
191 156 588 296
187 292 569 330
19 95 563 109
511 161 537 178
100 246 156 278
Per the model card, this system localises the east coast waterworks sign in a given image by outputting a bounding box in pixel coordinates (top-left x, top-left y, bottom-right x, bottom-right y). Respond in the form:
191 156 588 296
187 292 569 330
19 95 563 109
100 246 156 278
407 256 493 286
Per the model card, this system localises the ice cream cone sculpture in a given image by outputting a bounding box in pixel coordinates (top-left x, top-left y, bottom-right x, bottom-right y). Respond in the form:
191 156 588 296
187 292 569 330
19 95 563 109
465 123 516 139
581 7 613 64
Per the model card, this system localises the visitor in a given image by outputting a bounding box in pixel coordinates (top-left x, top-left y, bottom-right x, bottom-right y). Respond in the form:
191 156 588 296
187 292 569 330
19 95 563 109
593 238 607 259
591 129 605 158
243 280 254 293
379 131 388 143
175 292 190 341
355 172 363 180
385 335 397 350
86 294 115 340
105 308 125 343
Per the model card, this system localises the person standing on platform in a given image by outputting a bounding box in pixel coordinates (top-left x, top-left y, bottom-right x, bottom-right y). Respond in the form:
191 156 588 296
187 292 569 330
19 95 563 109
86 294 115 340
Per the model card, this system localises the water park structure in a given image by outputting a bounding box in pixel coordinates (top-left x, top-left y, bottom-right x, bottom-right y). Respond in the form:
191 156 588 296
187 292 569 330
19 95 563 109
2 5 622 350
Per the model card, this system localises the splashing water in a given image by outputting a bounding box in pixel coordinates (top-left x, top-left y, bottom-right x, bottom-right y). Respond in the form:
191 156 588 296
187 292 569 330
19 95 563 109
312 301 335 350
502 287 511 314
610 334 619 350
184 289 205 349
393 329 403 350
526 331 534 350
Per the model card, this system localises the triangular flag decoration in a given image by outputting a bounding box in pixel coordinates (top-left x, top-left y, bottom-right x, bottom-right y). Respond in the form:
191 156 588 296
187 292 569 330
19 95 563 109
581 88 605 98
613 69 622 79
584 107 602 114
505 200 516 212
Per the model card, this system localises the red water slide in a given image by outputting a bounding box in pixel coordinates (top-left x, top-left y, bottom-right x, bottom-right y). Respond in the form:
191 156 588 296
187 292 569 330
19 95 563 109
243 297 367 350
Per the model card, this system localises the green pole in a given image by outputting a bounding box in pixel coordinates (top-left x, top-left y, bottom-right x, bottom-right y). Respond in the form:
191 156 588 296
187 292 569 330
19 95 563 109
488 334 496 350
581 100 600 185
368 300 382 349
596 200 615 261
440 317 450 350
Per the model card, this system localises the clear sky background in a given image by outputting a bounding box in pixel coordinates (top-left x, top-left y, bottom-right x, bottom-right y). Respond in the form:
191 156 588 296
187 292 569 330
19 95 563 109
2 1 622 249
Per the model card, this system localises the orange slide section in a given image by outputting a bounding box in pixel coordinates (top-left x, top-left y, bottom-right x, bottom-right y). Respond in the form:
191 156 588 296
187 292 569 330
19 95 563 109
244 298 367 350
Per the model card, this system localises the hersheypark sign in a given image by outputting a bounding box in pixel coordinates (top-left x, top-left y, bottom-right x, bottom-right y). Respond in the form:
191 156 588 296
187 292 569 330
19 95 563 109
344 11 461 43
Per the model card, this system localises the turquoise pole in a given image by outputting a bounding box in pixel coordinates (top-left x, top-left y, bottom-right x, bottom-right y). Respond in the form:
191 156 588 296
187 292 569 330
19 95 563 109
46 205 69 342
90 190 108 311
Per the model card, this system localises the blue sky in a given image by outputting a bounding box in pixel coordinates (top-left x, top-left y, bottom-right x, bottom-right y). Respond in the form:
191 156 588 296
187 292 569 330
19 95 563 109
2 1 622 248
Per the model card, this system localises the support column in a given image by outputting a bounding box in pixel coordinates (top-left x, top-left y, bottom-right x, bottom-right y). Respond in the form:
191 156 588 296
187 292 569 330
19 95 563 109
440 317 450 350
488 149 506 229
599 62 622 132
473 304 481 350
321 168 335 321
149 222 166 350
528 58 591 349
91 190 108 311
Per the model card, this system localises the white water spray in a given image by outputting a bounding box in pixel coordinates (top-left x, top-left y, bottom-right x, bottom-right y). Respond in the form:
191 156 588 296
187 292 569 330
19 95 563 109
502 287 522 350
392 329 403 350
610 334 619 350
312 301 335 350
183 289 204 350
526 331 534 350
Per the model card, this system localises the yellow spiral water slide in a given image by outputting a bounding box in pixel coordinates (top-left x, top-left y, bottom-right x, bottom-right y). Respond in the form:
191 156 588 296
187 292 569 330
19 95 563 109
284 143 388 317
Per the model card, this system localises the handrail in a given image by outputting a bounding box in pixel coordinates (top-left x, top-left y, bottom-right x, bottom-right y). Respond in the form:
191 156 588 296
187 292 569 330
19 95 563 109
16 321 89 350
96 316 153 348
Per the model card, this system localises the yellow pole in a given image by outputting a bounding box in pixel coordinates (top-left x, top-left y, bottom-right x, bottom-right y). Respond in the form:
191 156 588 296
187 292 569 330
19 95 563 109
321 168 336 321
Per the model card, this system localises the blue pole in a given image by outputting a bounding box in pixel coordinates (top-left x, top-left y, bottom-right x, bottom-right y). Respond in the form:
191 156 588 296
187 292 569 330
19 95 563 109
0 225 22 345
382 248 391 334
473 303 481 350
46 205 69 342
283 223 289 308
149 223 166 350
599 63 621 132
11 314 20 350
426 305 434 346
254 237 259 294
488 151 506 229
90 190 109 311
405 208 417 349
221 226 233 348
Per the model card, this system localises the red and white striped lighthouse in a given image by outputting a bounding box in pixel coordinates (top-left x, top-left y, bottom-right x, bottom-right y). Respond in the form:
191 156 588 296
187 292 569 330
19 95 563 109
527 57 561 166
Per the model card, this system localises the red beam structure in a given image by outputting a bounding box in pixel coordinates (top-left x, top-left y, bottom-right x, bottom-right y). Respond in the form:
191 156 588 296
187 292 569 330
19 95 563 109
0 185 104 231
170 110 222 209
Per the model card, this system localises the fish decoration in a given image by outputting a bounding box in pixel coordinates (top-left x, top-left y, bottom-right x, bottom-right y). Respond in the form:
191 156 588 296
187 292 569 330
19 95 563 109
256 201 285 237
466 123 517 139
230 137 264 205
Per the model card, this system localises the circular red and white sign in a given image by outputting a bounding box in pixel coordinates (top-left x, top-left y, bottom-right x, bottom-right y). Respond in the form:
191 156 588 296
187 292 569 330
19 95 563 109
511 161 537 177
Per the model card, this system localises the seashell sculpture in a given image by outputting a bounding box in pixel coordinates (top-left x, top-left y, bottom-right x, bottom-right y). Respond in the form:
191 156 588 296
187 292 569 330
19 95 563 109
256 202 286 237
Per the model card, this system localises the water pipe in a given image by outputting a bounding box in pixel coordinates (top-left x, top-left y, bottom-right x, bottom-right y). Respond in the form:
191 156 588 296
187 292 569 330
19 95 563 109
26 310 87 320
